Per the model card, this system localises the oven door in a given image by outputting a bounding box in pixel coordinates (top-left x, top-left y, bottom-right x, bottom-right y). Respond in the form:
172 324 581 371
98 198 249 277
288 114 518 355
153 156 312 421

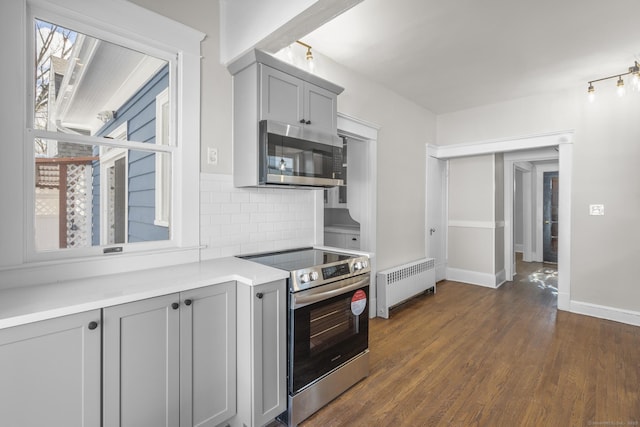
289 274 369 394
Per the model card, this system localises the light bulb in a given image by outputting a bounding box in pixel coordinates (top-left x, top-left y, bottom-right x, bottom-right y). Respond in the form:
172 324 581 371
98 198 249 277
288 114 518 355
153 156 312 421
587 83 595 103
616 76 625 97
633 73 640 91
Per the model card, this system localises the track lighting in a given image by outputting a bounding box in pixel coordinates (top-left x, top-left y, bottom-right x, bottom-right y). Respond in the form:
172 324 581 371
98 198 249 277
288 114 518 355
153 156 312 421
587 61 640 101
616 76 625 97
296 40 315 72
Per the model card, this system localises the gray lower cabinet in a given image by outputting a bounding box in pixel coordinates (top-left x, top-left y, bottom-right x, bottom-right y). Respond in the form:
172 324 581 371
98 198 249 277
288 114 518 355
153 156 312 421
180 282 236 427
235 279 287 427
103 293 180 427
0 309 101 427
103 282 236 427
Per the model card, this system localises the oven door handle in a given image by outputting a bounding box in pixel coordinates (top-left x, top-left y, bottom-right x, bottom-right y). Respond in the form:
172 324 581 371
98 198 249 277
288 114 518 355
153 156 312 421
291 276 369 309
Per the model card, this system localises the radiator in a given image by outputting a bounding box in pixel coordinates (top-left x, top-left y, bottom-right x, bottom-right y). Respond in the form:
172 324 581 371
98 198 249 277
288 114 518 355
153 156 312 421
376 258 436 319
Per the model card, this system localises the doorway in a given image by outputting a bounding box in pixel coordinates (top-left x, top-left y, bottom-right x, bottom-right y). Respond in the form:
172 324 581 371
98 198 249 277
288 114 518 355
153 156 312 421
543 171 559 263
430 131 573 310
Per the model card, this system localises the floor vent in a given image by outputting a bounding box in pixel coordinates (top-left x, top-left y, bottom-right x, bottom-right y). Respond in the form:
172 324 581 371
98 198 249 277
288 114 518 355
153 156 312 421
377 258 436 319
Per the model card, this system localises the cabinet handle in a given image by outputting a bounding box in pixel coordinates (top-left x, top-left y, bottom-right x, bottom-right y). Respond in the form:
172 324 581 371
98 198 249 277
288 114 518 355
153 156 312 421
352 237 357 241
184 299 192 306
299 119 306 124
171 302 179 310
88 321 98 330
256 292 264 299
305 120 311 125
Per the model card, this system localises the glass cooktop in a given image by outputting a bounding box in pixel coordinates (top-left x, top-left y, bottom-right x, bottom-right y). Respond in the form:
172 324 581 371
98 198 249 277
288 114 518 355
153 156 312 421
240 247 353 272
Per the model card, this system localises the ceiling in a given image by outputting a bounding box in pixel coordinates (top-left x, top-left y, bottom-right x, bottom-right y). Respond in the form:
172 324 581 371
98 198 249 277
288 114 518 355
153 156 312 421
302 0 640 114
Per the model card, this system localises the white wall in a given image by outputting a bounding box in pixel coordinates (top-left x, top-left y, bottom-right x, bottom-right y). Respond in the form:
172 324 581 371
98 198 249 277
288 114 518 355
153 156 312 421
130 0 436 272
304 51 436 270
438 86 640 315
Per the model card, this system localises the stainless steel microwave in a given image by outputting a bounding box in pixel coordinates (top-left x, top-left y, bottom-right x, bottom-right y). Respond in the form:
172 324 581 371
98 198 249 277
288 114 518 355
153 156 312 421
259 120 344 187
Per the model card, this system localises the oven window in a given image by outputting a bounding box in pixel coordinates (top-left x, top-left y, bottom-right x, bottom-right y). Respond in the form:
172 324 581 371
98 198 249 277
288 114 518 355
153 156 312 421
310 298 356 355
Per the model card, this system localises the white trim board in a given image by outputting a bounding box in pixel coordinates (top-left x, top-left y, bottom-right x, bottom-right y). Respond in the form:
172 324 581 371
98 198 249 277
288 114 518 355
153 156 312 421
448 220 505 229
431 131 573 159
570 300 640 328
446 267 506 289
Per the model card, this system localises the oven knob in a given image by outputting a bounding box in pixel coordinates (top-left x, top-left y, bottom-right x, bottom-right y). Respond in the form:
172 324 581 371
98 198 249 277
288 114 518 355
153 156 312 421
310 271 319 281
354 261 363 271
300 273 310 283
362 260 368 268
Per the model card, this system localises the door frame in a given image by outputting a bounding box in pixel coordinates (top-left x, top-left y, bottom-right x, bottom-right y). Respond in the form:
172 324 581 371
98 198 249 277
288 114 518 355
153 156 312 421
332 112 378 316
430 130 573 311
426 146 448 281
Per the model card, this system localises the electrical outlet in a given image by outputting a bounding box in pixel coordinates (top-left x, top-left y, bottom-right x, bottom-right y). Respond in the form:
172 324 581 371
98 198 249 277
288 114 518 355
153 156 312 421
207 147 218 165
589 204 605 216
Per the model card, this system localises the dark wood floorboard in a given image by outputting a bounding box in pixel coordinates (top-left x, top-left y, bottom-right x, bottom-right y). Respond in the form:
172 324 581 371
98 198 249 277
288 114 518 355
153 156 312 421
295 260 640 427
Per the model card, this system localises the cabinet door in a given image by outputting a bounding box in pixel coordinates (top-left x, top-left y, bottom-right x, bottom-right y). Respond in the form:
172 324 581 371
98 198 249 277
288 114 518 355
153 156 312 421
236 279 287 427
260 65 303 124
345 233 361 250
304 82 337 134
103 294 180 427
180 282 236 427
324 231 346 248
0 310 101 427
252 280 287 426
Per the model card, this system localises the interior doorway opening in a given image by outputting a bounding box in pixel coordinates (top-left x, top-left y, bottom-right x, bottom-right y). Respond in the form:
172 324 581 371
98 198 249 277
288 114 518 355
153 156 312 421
429 130 573 310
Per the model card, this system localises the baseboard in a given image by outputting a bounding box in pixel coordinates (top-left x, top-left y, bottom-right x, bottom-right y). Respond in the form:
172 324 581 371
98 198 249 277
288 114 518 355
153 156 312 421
569 300 640 327
435 263 447 282
514 244 524 253
495 269 507 288
446 267 504 288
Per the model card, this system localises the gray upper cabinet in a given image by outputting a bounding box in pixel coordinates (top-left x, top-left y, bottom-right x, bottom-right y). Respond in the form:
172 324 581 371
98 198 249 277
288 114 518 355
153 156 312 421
260 65 337 135
103 283 236 427
229 49 343 188
103 293 181 427
0 309 101 427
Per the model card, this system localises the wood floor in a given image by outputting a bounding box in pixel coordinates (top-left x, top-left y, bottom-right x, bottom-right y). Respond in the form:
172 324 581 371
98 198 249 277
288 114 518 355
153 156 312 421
298 261 640 426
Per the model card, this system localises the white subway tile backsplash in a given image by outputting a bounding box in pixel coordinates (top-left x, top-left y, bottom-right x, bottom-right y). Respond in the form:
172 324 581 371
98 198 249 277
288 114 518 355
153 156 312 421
200 173 320 260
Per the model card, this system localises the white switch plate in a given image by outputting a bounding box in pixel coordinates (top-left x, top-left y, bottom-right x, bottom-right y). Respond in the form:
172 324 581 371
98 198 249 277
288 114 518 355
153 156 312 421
207 147 218 165
589 204 605 216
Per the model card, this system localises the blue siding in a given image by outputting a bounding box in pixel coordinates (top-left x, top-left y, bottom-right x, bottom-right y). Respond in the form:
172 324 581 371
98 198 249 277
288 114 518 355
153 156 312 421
92 65 170 244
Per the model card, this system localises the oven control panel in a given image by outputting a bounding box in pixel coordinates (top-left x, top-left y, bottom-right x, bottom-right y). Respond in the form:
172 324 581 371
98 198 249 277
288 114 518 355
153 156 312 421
294 257 370 291
322 263 351 280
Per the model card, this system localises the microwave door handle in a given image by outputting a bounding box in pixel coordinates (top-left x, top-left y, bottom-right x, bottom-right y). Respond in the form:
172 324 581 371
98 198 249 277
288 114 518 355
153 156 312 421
292 277 369 309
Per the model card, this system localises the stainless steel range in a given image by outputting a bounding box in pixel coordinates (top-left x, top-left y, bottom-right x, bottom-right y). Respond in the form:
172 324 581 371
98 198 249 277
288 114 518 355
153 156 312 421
240 247 370 426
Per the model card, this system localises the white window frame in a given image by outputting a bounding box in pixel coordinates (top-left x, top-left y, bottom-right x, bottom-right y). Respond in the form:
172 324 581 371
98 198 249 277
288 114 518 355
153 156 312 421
154 88 170 227
0 0 204 286
100 122 129 245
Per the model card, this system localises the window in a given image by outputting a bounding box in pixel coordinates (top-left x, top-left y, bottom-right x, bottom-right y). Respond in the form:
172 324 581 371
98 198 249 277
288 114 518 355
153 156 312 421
13 0 204 272
31 17 173 254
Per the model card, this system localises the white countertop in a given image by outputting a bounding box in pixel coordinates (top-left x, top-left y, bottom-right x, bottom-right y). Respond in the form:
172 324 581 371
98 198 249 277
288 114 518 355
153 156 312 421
0 257 288 330
324 225 360 233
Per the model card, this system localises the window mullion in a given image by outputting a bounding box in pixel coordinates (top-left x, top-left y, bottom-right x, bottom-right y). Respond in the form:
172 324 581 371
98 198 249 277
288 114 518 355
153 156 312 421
30 129 176 153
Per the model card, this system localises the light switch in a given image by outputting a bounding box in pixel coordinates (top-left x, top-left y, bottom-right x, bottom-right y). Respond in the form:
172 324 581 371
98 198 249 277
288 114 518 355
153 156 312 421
207 147 218 165
589 204 605 216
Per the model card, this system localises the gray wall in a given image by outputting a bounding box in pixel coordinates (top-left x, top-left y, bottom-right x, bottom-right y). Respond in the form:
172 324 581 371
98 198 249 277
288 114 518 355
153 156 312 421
438 87 640 313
